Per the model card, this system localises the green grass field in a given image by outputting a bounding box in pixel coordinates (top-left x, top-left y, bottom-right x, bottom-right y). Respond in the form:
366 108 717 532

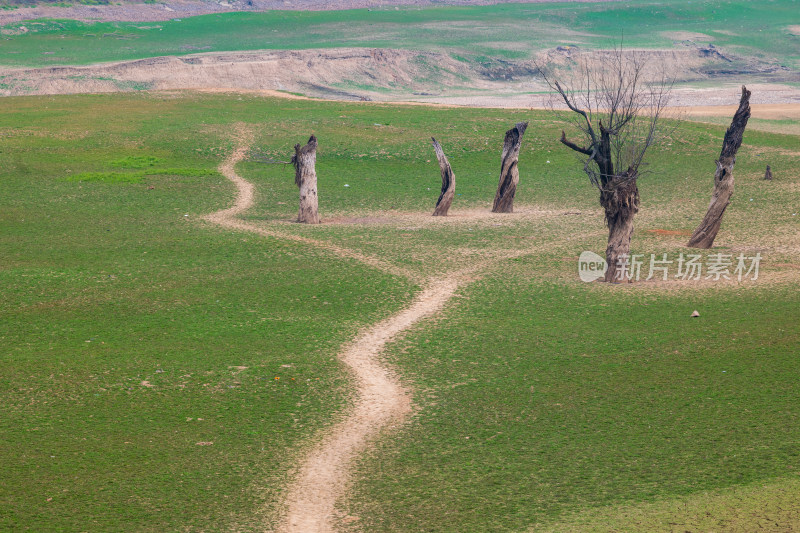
1 91 799 530
1 0 798 69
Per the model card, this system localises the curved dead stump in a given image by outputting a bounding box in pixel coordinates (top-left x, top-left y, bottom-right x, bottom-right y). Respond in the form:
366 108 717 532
292 134 320 224
431 137 455 216
492 121 528 213
687 86 751 248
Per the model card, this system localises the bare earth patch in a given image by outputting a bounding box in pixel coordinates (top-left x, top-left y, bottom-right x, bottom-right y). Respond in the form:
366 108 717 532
0 48 505 100
413 84 800 109
645 229 693 237
678 102 800 121
3 45 799 109
661 31 714 42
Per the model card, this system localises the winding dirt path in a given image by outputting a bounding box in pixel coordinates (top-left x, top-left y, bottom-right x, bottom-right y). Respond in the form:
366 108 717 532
280 278 462 532
202 124 421 284
203 124 537 532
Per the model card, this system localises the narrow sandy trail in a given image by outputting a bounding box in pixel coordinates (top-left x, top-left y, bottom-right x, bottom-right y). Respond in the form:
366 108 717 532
203 124 541 532
280 278 463 532
203 124 421 284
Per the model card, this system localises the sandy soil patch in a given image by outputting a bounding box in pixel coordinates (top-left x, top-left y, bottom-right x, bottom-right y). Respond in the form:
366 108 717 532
325 216 394 225
677 101 800 135
678 102 800 120
189 88 312 100
317 207 594 228
662 31 714 42
413 83 800 109
645 229 693 237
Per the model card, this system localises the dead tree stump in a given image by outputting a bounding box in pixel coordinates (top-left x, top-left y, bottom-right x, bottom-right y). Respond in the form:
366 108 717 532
292 135 320 224
764 165 773 180
492 122 528 213
601 171 640 282
431 137 455 216
687 86 751 248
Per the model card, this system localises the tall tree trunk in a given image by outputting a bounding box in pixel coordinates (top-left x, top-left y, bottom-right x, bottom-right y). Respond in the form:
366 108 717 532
687 86 751 248
492 122 528 213
431 137 455 216
292 135 320 224
600 172 640 283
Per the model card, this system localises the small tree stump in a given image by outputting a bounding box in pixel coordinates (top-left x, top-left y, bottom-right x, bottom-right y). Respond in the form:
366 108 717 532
492 122 528 213
688 86 751 248
431 137 455 216
764 165 773 181
292 135 320 224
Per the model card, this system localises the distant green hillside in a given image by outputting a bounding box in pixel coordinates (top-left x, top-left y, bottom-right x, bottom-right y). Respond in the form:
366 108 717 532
0 0 798 68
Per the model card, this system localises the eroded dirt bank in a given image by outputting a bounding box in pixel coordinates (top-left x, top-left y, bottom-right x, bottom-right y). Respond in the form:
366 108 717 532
2 45 799 107
0 48 501 98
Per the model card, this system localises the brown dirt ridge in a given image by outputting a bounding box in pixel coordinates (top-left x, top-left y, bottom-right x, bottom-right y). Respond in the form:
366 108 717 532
0 48 503 98
2 46 800 107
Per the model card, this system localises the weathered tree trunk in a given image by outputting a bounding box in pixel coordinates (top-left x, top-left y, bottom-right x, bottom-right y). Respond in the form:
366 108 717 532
600 172 640 283
492 122 528 213
431 138 455 216
292 135 320 224
561 121 640 282
764 165 772 181
687 86 751 248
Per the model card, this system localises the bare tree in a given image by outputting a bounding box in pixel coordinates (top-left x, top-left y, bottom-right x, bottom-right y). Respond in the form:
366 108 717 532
492 122 528 213
687 86 751 248
292 135 320 224
539 47 673 282
431 138 455 216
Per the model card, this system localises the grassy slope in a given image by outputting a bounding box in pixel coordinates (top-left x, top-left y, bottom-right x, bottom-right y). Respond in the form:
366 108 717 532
346 279 800 532
0 0 798 67
1 92 799 530
0 93 417 531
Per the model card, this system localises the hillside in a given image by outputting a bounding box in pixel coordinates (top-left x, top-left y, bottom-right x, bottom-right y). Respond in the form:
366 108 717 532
1 1 799 106
0 0 628 23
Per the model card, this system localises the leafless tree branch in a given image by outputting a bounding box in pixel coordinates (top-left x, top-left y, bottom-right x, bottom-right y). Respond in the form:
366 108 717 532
536 44 675 191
